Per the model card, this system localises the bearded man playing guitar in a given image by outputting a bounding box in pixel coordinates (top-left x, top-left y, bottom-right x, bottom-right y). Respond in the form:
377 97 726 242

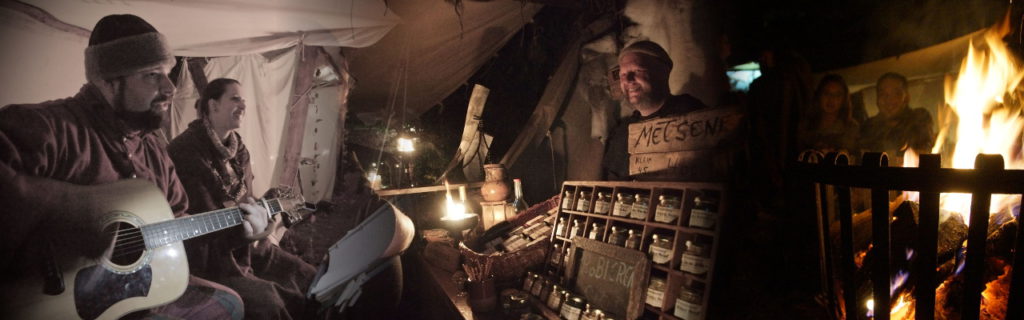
0 14 274 320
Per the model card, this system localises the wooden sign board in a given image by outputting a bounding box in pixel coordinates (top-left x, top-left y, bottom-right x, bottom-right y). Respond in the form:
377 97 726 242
628 149 737 179
627 107 744 154
565 238 650 320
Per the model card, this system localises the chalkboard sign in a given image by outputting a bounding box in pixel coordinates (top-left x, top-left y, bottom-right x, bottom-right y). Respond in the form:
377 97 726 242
566 238 651 320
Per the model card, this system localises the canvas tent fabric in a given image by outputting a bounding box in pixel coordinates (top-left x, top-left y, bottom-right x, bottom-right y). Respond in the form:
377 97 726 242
344 0 542 120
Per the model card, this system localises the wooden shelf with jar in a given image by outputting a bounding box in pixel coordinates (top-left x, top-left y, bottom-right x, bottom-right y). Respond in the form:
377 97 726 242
542 181 726 320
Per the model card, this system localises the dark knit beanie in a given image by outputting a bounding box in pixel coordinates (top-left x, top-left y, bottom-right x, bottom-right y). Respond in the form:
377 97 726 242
620 40 673 71
85 14 175 83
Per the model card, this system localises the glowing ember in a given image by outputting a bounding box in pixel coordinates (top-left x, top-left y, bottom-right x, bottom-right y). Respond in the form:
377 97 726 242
980 264 1011 320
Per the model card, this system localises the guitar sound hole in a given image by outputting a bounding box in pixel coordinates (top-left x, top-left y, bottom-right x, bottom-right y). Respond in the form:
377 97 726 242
104 221 144 266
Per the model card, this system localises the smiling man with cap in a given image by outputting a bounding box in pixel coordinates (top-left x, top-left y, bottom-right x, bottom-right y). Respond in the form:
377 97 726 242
601 40 708 180
0 14 273 319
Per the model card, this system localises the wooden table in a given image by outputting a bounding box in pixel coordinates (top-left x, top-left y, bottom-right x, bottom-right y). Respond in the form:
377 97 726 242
417 251 560 320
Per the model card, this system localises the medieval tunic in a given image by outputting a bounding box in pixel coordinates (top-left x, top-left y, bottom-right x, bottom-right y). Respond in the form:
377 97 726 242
168 119 316 320
602 94 707 181
0 85 243 319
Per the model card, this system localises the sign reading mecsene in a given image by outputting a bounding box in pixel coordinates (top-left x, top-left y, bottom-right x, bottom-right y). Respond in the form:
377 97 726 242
627 107 744 177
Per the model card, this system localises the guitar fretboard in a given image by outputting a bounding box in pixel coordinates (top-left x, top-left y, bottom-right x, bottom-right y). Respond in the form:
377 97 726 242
140 199 283 248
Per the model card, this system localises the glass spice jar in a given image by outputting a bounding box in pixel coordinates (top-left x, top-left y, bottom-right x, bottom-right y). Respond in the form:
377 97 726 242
508 292 531 317
580 304 605 320
624 229 641 250
531 275 548 297
607 226 627 246
568 219 581 239
674 285 704 320
612 193 632 217
523 272 538 292
655 194 682 223
688 196 717 229
630 194 650 220
645 277 667 308
555 217 566 238
547 285 566 311
562 190 574 209
550 243 562 265
593 192 611 215
649 234 672 265
680 240 709 275
576 190 592 212
587 223 603 240
560 294 586 320
538 278 554 302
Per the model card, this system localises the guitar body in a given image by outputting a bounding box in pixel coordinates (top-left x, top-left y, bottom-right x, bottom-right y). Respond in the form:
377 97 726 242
3 180 189 320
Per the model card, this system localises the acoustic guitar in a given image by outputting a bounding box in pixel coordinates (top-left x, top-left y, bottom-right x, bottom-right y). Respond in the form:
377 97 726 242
1 179 313 320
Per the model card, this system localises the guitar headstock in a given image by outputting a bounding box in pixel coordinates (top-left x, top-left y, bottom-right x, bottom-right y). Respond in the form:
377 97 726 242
265 186 316 228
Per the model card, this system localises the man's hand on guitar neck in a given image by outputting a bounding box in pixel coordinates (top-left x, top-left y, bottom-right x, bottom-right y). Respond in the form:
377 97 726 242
239 197 281 241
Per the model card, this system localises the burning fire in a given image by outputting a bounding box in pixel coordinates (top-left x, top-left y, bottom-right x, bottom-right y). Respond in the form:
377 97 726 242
928 13 1024 224
887 13 1020 319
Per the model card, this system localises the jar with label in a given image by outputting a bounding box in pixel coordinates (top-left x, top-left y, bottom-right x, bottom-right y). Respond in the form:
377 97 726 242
607 226 627 246
612 193 633 217
688 196 717 229
649 234 672 265
624 229 641 250
593 192 612 215
531 275 548 297
568 219 581 239
576 190 592 212
680 240 709 275
630 194 650 220
587 223 602 240
674 285 704 320
560 294 586 320
654 195 682 223
547 285 566 311
523 272 538 292
645 277 667 308
562 190 574 209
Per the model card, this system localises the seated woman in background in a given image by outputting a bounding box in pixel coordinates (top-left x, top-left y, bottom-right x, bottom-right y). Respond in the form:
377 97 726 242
799 74 860 155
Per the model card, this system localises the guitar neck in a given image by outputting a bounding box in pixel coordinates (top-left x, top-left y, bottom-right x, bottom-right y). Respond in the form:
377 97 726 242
140 199 283 248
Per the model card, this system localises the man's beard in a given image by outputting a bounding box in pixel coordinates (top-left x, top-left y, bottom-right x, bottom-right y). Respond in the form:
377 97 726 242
114 91 168 132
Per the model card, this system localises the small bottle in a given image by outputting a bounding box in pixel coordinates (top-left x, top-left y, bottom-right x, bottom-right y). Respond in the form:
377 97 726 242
607 226 627 246
649 234 672 265
547 285 566 311
645 277 667 308
512 179 529 214
674 283 704 320
550 243 562 265
531 275 547 297
688 196 717 229
680 240 709 275
630 193 650 220
624 229 641 250
587 223 602 240
593 192 612 215
523 272 538 292
576 190 592 212
579 304 600 320
560 294 586 320
555 217 566 238
562 190 573 209
568 220 581 239
613 193 633 217
655 194 682 223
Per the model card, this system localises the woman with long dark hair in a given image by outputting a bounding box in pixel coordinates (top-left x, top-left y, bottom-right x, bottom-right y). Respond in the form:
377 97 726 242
799 74 860 153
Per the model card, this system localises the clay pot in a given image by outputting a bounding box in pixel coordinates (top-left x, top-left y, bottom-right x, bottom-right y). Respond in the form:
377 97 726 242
480 164 510 201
